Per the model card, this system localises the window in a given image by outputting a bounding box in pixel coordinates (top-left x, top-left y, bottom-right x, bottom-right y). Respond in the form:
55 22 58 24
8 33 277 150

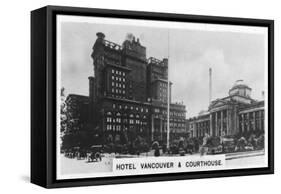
129 114 134 125
112 69 114 74
107 124 112 130
106 117 112 123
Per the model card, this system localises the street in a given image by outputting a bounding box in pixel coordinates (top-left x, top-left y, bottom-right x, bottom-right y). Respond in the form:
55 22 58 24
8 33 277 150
60 150 266 176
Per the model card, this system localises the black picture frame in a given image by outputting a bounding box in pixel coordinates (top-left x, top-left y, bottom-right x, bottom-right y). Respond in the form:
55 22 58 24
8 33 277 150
31 5 274 188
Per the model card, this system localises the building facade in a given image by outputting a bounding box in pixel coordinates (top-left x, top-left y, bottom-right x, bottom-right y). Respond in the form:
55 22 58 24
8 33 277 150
188 80 265 138
80 32 187 144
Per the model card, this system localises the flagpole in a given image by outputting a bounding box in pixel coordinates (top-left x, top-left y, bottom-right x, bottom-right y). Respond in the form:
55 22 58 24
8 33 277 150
167 30 170 150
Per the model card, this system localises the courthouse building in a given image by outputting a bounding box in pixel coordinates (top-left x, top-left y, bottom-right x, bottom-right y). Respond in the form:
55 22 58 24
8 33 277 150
66 32 186 144
188 80 265 138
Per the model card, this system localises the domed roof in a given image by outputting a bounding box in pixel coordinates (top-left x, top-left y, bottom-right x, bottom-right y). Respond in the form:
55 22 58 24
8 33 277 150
230 80 251 90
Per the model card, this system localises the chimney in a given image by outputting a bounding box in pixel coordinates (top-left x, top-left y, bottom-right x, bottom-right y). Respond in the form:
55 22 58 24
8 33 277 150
209 68 212 105
261 91 265 100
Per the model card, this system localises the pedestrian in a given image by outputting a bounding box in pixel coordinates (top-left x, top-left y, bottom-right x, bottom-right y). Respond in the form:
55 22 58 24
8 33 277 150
154 147 160 157
200 133 209 156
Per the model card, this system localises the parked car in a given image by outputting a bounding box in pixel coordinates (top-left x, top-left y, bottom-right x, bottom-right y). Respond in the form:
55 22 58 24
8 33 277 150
88 145 103 162
207 137 223 155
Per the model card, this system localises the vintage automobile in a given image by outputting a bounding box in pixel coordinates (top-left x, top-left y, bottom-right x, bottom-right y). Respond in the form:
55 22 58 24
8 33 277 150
87 145 103 162
207 136 236 154
221 137 236 153
207 137 223 155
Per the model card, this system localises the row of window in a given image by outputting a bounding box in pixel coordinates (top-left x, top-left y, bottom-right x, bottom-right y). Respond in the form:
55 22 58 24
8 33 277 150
106 125 147 132
112 69 125 77
106 124 122 131
112 104 149 113
169 122 185 128
154 108 185 117
106 117 147 124
112 75 125 82
111 88 125 94
159 82 167 87
111 94 126 99
112 82 125 88
108 105 184 118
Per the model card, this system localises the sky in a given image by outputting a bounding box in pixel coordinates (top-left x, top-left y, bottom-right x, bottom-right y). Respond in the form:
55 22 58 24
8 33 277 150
59 17 267 118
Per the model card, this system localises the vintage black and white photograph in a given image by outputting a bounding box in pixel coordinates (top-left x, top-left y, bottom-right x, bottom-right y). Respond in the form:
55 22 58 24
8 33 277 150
56 15 269 180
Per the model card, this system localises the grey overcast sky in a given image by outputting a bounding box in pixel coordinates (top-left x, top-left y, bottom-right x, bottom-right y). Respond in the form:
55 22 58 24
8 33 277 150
60 21 266 117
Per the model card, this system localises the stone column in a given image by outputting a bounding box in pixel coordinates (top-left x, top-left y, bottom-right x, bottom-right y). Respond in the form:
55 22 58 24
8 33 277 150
210 113 213 136
247 112 250 132
253 111 256 131
241 114 244 133
215 112 218 136
259 111 262 131
221 111 223 136
226 110 229 135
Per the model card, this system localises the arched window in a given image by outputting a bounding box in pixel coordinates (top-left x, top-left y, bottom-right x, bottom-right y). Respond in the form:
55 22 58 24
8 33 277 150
106 112 112 123
136 114 140 125
116 112 121 123
129 114 134 125
106 112 112 131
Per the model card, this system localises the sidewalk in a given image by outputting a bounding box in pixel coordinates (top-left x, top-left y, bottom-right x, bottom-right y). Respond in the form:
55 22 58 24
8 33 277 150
226 150 265 160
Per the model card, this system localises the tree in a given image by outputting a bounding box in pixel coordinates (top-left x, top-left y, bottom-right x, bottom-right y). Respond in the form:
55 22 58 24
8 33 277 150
60 87 67 133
